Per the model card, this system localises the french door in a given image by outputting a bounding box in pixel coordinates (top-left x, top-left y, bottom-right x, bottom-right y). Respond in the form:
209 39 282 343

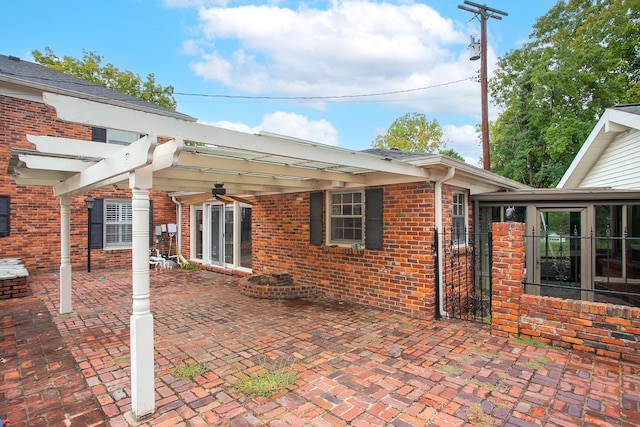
199 202 251 270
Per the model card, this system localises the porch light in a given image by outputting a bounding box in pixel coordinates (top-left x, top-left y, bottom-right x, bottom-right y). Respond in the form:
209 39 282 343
84 196 95 272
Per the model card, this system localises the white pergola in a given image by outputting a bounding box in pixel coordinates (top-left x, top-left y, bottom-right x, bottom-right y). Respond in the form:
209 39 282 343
10 93 442 420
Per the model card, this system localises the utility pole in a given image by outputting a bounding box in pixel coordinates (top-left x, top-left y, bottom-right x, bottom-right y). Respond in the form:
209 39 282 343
458 1 507 171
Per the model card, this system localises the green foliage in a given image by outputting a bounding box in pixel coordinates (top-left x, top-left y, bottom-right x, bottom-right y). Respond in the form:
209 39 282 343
373 112 450 153
180 262 201 271
32 47 177 110
438 148 465 161
172 362 208 380
490 0 640 187
236 357 297 397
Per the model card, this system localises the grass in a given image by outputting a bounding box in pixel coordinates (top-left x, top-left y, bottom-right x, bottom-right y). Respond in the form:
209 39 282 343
514 335 549 347
179 262 201 271
439 364 462 376
236 356 297 398
468 404 493 427
172 362 209 380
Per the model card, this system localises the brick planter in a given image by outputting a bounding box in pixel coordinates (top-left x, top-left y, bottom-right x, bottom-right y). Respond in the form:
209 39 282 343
0 258 30 300
238 272 316 299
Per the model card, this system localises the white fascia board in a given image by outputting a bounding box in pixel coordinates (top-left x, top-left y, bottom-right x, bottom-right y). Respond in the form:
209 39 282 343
558 108 640 189
13 168 73 182
44 93 429 180
607 108 640 130
177 151 368 185
53 136 156 196
18 154 92 172
151 178 284 194
27 135 120 158
557 110 620 189
152 138 183 172
155 169 318 190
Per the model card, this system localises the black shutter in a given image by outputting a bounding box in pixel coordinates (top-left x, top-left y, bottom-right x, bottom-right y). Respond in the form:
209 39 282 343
90 198 104 249
365 188 383 249
91 127 107 143
0 196 9 237
310 192 323 245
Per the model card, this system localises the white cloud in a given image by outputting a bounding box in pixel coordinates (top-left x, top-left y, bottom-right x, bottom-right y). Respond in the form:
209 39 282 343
205 111 339 146
443 124 482 166
180 0 489 116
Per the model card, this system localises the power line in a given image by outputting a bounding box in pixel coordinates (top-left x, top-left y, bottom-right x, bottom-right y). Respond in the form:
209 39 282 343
173 76 474 100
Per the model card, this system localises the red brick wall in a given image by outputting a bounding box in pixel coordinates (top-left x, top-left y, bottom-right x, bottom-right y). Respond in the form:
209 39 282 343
250 182 450 318
1 95 176 273
0 277 30 299
520 295 640 364
490 221 640 363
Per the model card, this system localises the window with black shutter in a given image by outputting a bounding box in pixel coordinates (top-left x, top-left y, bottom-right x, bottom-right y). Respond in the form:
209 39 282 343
311 189 383 248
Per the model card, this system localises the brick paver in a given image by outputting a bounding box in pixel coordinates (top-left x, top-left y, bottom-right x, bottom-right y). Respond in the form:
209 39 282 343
2 269 640 426
0 295 108 426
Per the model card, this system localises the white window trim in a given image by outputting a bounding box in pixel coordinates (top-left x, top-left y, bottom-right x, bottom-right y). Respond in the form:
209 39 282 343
452 190 468 246
327 190 365 246
104 199 132 249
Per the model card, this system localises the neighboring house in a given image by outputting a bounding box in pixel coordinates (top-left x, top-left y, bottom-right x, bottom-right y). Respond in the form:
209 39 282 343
0 54 195 273
473 105 640 307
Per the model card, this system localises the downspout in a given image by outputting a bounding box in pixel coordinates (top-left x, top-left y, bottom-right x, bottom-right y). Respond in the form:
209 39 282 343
171 196 188 264
435 166 455 318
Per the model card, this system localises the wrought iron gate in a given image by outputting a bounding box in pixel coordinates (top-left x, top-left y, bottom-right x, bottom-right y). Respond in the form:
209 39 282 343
434 228 492 323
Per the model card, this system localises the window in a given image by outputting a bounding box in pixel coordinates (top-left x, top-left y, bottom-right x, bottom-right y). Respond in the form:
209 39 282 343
104 199 133 248
310 188 383 248
452 191 467 244
330 191 363 243
92 127 140 145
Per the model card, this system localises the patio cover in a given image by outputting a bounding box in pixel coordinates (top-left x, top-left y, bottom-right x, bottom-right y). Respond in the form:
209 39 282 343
8 92 527 419
6 92 438 420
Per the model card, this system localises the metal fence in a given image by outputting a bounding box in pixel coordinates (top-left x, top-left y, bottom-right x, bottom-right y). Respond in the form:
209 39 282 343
523 228 640 308
435 228 492 323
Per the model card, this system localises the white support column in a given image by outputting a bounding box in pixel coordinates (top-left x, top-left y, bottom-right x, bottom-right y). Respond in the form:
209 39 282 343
129 166 155 419
59 195 72 314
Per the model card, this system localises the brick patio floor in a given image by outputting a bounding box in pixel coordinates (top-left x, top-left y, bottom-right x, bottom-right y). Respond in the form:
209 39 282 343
1 269 640 426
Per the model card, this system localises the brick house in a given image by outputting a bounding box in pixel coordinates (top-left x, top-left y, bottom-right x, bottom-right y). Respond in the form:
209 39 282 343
4 53 531 418
0 54 194 274
2 53 533 319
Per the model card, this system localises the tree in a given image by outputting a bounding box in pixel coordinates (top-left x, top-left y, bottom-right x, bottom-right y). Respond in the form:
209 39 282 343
32 47 177 110
438 148 465 162
373 112 453 154
489 0 640 187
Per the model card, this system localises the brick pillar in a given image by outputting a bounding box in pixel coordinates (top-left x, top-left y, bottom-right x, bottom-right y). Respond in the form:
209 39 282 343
491 222 525 337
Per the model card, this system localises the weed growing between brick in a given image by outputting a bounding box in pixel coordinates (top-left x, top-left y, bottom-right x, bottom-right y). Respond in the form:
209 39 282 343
172 362 208 380
235 356 297 398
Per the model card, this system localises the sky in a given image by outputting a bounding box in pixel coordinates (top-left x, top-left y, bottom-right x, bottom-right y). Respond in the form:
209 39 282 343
3 0 557 165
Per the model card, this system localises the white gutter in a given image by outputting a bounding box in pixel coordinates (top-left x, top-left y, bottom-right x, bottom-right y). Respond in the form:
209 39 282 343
171 196 188 264
435 166 455 318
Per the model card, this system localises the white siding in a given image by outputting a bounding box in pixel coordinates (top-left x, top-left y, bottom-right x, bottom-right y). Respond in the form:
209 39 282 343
580 130 640 190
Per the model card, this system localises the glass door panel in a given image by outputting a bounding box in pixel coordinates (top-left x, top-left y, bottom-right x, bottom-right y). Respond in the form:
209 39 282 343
225 205 234 265
537 210 582 300
210 205 223 266
195 207 203 260
240 205 252 269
